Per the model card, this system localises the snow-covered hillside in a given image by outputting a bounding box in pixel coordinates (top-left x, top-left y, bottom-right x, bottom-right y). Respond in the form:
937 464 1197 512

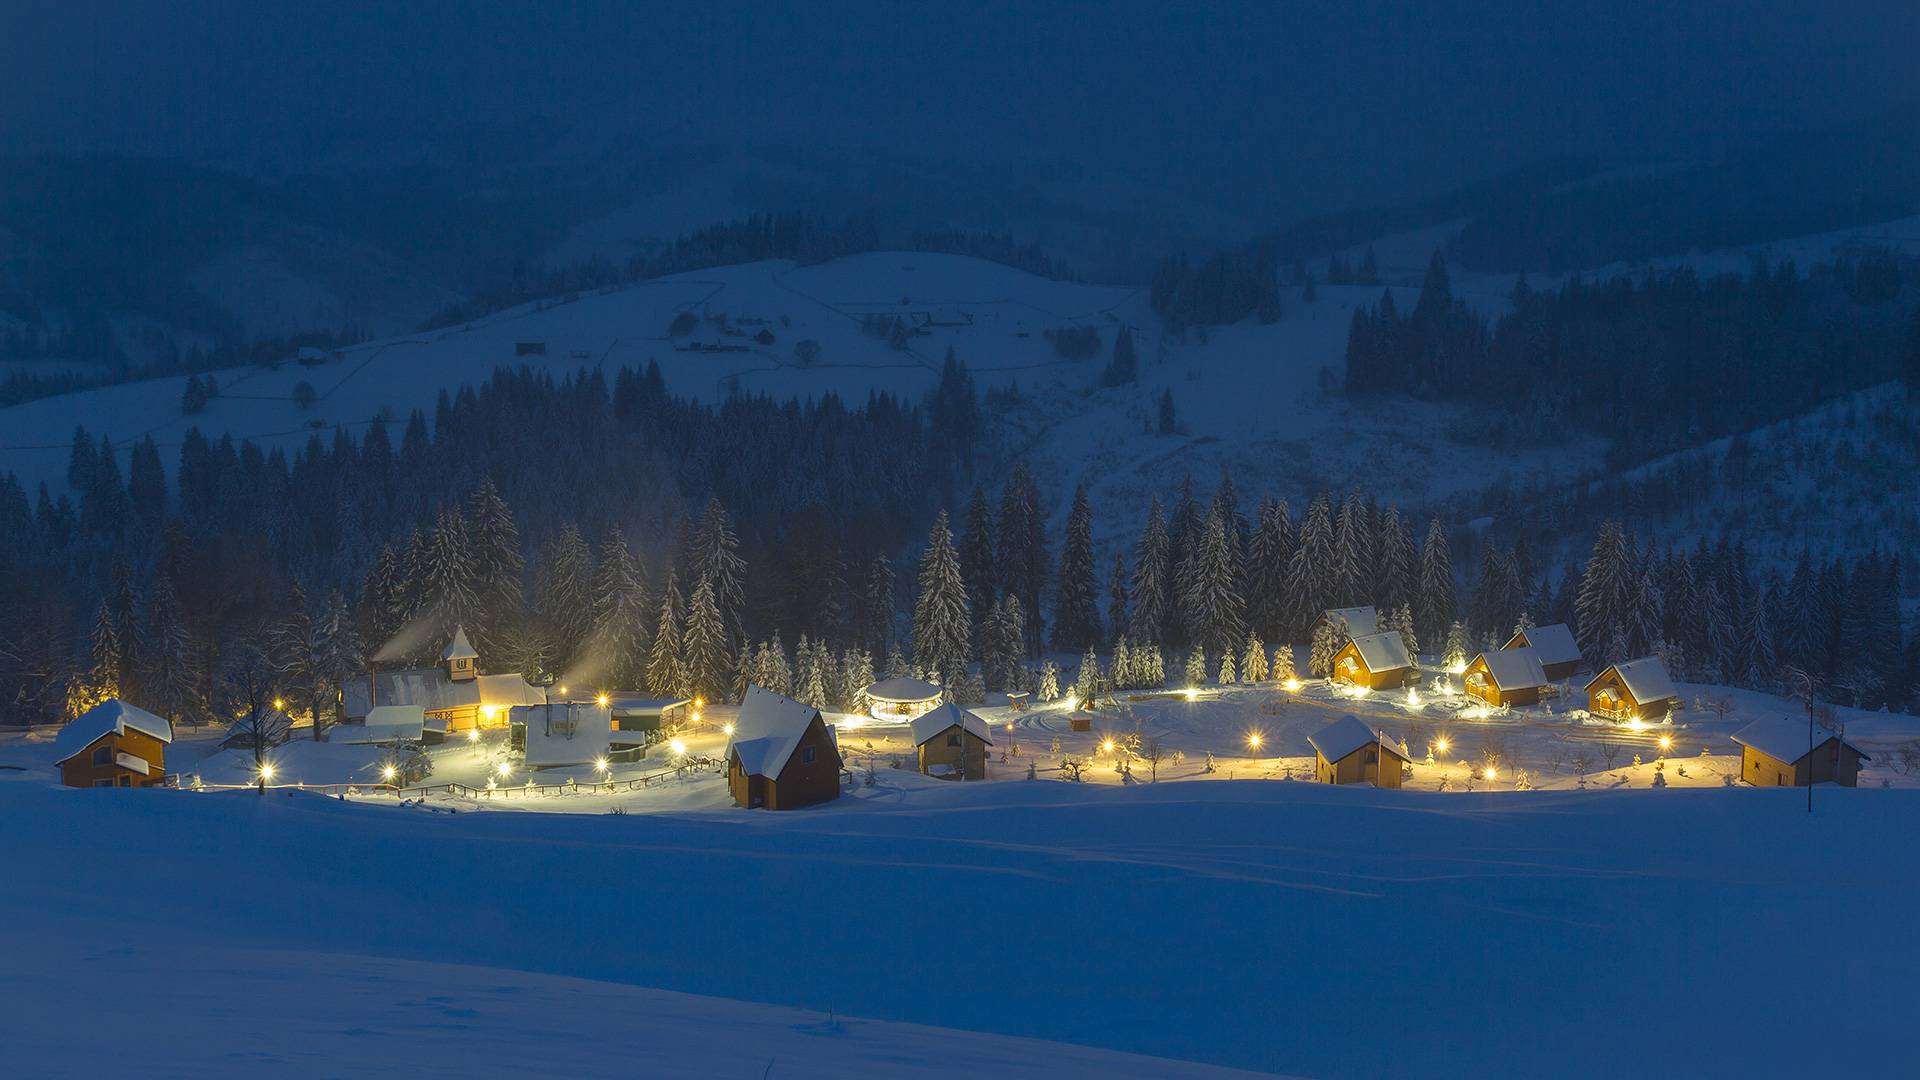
0 251 1606 534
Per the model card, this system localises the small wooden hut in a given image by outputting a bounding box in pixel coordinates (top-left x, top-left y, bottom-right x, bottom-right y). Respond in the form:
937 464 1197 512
1331 632 1415 690
726 687 842 810
1463 648 1550 707
53 700 173 788
1731 717 1868 788
1503 624 1583 681
1583 657 1680 723
1307 715 1408 788
910 703 992 780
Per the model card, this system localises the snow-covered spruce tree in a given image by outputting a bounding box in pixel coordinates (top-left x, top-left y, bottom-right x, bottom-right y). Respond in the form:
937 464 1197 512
142 572 202 727
681 579 728 703
1442 621 1469 670
1217 651 1236 685
912 509 973 686
1575 521 1637 661
861 554 897 656
1242 632 1267 682
314 589 363 731
1288 495 1336 639
996 463 1049 656
1512 609 1535 637
690 496 747 647
1739 586 1778 691
536 522 597 670
1128 497 1171 645
950 665 985 705
420 507 481 649
884 641 910 679
960 487 998 649
1271 643 1296 684
763 632 793 696
1392 602 1419 661
1373 505 1415 615
1147 644 1168 687
1184 647 1208 688
644 569 685 697
1245 497 1294 642
1308 618 1340 677
1052 485 1103 651
466 479 525 655
1697 578 1733 680
794 635 830 711
359 543 405 651
1073 646 1101 701
84 599 123 708
729 639 753 703
981 594 1025 691
1628 571 1664 658
1332 493 1372 608
1037 659 1061 702
1415 517 1456 650
590 527 651 690
1107 551 1130 643
1112 637 1134 691
841 648 875 714
1182 509 1246 661
267 582 325 738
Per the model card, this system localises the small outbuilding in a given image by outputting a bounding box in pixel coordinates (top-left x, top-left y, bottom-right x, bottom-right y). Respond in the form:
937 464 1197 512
1332 631 1415 690
330 704 434 746
727 686 842 810
609 696 692 736
1307 714 1408 788
1463 648 1551 708
1584 657 1680 723
1730 717 1868 788
512 702 614 769
54 699 174 788
1503 624 1583 682
864 676 943 722
910 702 993 780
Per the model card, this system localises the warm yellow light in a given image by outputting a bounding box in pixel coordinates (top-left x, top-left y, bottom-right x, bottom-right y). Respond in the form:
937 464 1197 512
496 762 512 779
272 697 284 711
382 765 398 783
558 685 569 696
467 728 481 743
1626 716 1645 731
259 762 277 781
691 710 702 723
1434 736 1451 755
1183 688 1198 702
669 738 687 755
594 757 609 772
596 693 610 707
1658 734 1673 751
1485 764 1498 780
1246 732 1263 751
1283 678 1302 692
1404 688 1422 707
1101 738 1116 753
481 705 497 721
694 696 705 708
722 722 735 736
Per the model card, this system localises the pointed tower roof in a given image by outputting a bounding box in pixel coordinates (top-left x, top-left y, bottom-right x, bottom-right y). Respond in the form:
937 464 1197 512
441 625 479 662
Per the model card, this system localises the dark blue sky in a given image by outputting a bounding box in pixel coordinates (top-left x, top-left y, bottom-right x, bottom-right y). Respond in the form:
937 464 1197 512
5 1 1917 214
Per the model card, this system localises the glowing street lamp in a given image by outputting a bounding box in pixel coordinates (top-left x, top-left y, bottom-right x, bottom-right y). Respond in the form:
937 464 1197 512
1657 733 1673 755
722 722 735 737
1246 731 1263 752
468 727 481 743
669 737 687 757
594 757 610 774
381 763 398 785
596 693 610 708
259 762 277 782
1100 738 1116 755
272 697 285 712
496 762 512 780
1283 678 1302 693
1434 735 1451 757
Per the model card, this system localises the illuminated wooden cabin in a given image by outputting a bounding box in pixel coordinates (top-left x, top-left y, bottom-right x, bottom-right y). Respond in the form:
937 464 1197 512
910 703 992 780
1308 714 1408 788
1583 657 1680 723
1463 648 1550 707
1730 717 1867 788
1331 632 1414 690
726 686 842 810
53 699 174 788
1502 623 1583 682
863 676 944 722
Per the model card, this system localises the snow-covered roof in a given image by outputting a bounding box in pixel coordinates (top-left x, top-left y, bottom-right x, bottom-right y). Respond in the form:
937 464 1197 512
1731 717 1868 764
330 705 426 745
728 686 827 778
344 668 546 718
1509 623 1580 667
1472 648 1549 690
441 626 479 661
1323 606 1379 637
608 696 691 715
1308 715 1407 764
53 699 174 764
514 703 613 767
909 703 993 747
1347 631 1412 673
865 676 942 703
477 674 546 708
1585 656 1678 704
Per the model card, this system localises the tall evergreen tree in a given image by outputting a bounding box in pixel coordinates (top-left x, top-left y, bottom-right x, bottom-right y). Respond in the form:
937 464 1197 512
535 523 597 669
645 569 685 697
681 578 728 702
1106 551 1130 641
590 527 651 690
1129 497 1171 644
419 507 480 649
1052 485 1102 650
995 463 1048 654
913 510 972 685
960 487 998 646
142 572 201 727
1290 496 1337 638
690 497 747 647
466 479 525 654
1182 509 1247 661
1574 521 1637 660
1415 517 1456 648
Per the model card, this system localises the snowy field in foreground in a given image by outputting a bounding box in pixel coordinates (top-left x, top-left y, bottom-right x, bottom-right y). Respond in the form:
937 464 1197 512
4 757 1918 1078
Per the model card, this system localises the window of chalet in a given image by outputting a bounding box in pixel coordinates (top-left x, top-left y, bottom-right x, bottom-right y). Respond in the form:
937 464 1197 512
802 746 817 764
91 744 113 766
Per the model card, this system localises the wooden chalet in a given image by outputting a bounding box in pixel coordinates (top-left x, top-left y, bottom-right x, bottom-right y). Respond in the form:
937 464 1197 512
910 702 992 780
1307 715 1408 788
1463 648 1550 707
1332 632 1415 690
342 627 545 733
1730 717 1868 788
1583 657 1680 723
726 686 843 810
53 699 173 788
1503 623 1583 681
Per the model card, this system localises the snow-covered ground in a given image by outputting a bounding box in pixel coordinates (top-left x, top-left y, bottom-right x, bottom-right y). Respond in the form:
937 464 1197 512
4 710 1918 1078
